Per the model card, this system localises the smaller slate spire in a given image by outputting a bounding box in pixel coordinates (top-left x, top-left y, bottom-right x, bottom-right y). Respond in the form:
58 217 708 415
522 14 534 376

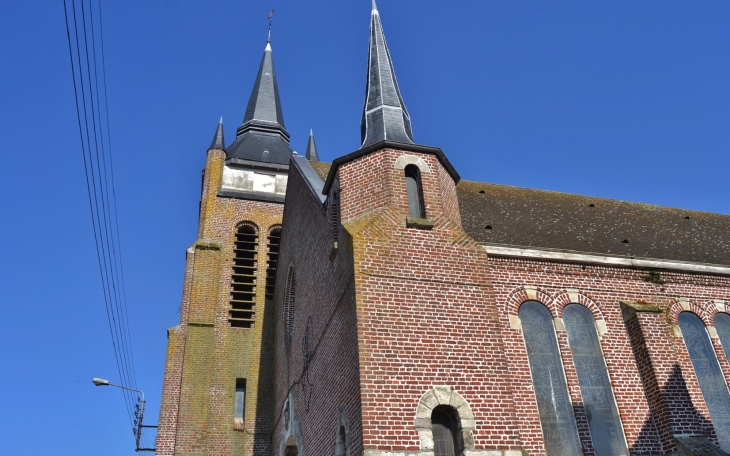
360 1 414 148
209 117 225 150
305 129 319 162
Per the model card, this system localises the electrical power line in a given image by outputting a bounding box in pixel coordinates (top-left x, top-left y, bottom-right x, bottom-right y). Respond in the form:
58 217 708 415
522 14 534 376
62 0 152 449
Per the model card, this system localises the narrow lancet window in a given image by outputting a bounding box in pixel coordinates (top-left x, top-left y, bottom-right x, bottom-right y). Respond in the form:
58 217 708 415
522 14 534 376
679 311 730 452
234 378 246 421
519 301 582 456
431 405 462 456
230 224 258 328
563 304 628 456
404 164 425 219
714 313 730 363
265 226 281 300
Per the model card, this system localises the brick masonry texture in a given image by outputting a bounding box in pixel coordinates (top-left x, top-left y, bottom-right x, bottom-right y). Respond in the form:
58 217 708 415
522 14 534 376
490 256 730 455
156 148 283 455
157 144 730 456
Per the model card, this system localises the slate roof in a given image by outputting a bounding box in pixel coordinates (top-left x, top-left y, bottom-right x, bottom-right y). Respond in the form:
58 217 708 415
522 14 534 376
227 42 293 165
360 1 414 148
459 181 730 266
307 161 730 266
306 130 319 162
209 117 225 150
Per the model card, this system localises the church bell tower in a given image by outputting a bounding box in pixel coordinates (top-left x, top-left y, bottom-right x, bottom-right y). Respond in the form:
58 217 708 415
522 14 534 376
155 33 305 455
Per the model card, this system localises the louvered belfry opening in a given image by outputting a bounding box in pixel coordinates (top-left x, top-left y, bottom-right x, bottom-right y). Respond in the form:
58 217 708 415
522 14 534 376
331 190 340 243
265 227 281 300
230 224 258 328
283 267 296 343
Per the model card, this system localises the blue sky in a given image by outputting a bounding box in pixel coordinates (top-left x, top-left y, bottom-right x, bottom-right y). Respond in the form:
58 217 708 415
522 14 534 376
1 1 729 454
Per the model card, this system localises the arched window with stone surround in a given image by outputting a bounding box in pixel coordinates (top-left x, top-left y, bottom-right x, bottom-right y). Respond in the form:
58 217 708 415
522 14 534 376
431 405 462 456
519 300 582 456
714 313 730 364
678 311 730 452
414 387 475 453
404 164 425 219
563 304 628 456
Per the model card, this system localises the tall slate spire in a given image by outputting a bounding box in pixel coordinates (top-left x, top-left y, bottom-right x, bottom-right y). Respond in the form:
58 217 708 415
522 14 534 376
360 0 414 148
226 40 293 165
305 129 319 161
209 117 225 150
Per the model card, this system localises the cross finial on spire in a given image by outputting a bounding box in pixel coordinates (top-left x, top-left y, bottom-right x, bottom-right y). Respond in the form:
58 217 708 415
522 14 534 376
268 9 275 43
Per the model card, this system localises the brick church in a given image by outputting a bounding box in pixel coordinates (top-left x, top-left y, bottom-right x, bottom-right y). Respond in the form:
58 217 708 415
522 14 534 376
154 3 730 455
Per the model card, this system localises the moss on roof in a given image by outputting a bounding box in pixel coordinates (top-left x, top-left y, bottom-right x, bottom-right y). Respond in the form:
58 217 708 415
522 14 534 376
459 180 730 265
299 162 730 265
309 161 331 181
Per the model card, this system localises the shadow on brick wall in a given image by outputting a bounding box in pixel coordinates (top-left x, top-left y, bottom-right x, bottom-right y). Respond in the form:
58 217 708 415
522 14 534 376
624 310 719 454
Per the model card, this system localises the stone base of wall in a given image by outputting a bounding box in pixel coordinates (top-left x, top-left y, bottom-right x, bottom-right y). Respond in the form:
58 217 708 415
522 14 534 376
363 450 524 456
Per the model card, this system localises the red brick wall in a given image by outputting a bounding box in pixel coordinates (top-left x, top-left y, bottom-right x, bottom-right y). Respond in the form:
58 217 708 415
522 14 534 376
490 256 730 455
338 148 521 452
270 164 364 456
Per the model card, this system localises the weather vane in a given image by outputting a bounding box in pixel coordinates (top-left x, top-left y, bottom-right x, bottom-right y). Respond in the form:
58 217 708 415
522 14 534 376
268 9 275 42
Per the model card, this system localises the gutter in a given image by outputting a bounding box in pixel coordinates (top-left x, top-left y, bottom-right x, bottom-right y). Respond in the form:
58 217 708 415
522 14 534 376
483 244 730 276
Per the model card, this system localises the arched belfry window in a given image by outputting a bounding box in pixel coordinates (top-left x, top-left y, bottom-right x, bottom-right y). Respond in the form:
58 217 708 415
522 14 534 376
265 226 281 300
518 301 582 456
283 267 296 344
229 224 258 328
563 304 628 456
678 311 730 452
431 405 462 456
404 164 426 219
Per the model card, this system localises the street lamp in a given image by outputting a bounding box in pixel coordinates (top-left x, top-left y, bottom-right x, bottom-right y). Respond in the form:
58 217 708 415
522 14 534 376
92 378 157 453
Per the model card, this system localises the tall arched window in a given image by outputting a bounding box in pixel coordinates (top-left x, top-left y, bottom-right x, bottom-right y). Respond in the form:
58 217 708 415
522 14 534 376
679 311 730 452
229 224 258 328
265 226 281 300
519 301 582 456
283 267 296 344
714 313 730 364
563 304 628 456
404 164 425 219
431 405 462 456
